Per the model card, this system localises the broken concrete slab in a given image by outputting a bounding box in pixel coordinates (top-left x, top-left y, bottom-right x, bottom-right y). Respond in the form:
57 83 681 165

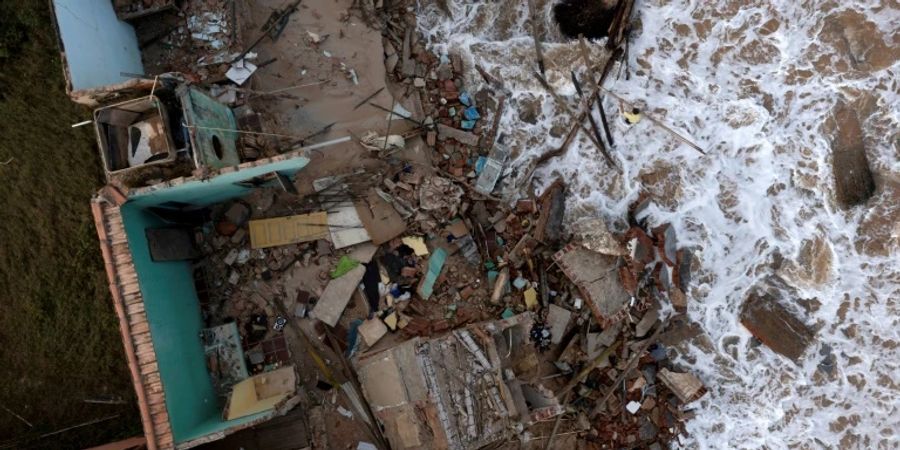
830 102 875 208
346 242 379 264
436 123 479 146
776 235 834 290
328 205 371 249
546 304 572 344
634 307 659 338
572 218 627 256
740 290 816 362
359 318 388 347
554 244 631 325
311 265 366 327
356 314 542 450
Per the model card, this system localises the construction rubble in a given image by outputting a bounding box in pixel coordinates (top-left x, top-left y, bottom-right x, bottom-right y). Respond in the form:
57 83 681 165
74 0 717 449
193 169 705 448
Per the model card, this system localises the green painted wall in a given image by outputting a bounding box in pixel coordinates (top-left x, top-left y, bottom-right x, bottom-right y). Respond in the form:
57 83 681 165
119 155 310 443
179 87 240 169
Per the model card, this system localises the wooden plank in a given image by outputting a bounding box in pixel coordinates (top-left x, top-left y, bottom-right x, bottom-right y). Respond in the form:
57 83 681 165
248 212 330 248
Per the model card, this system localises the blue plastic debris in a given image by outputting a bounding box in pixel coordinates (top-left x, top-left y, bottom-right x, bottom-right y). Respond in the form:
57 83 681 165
487 270 499 285
461 119 476 130
448 106 457 117
463 106 481 120
513 277 528 290
475 156 487 174
502 308 515 319
459 91 473 107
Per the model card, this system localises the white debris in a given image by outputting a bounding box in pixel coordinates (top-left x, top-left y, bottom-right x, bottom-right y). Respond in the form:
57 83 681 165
626 400 642 414
226 59 258 85
337 406 354 419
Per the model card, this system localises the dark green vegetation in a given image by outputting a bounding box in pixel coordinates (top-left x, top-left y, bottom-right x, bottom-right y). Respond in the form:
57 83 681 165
0 1 142 448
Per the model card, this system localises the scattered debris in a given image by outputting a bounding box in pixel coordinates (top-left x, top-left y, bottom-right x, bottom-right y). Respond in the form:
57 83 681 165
80 1 710 449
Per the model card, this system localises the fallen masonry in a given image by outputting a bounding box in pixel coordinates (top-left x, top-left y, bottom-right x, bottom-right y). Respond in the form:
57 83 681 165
66 0 722 449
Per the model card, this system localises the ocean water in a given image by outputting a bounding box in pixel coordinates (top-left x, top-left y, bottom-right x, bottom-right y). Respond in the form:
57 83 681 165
416 1 900 448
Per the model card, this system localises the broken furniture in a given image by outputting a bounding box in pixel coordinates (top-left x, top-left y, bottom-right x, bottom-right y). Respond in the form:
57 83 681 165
94 96 178 178
224 366 297 421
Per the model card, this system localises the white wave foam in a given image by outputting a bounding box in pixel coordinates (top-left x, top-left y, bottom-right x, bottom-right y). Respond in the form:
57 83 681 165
417 0 899 448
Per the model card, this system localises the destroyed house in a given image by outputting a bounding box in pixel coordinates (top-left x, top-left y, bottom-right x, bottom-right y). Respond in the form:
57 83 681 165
356 313 563 450
91 151 317 449
50 0 239 106
50 0 153 105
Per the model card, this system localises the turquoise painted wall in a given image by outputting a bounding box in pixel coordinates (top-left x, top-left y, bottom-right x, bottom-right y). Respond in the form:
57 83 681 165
120 156 310 443
129 156 311 208
120 204 228 442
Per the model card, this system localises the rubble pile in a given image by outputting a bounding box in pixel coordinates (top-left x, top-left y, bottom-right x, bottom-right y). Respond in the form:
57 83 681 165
180 4 707 447
125 0 241 81
84 0 717 447
113 0 176 21
182 141 706 448
379 6 505 190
